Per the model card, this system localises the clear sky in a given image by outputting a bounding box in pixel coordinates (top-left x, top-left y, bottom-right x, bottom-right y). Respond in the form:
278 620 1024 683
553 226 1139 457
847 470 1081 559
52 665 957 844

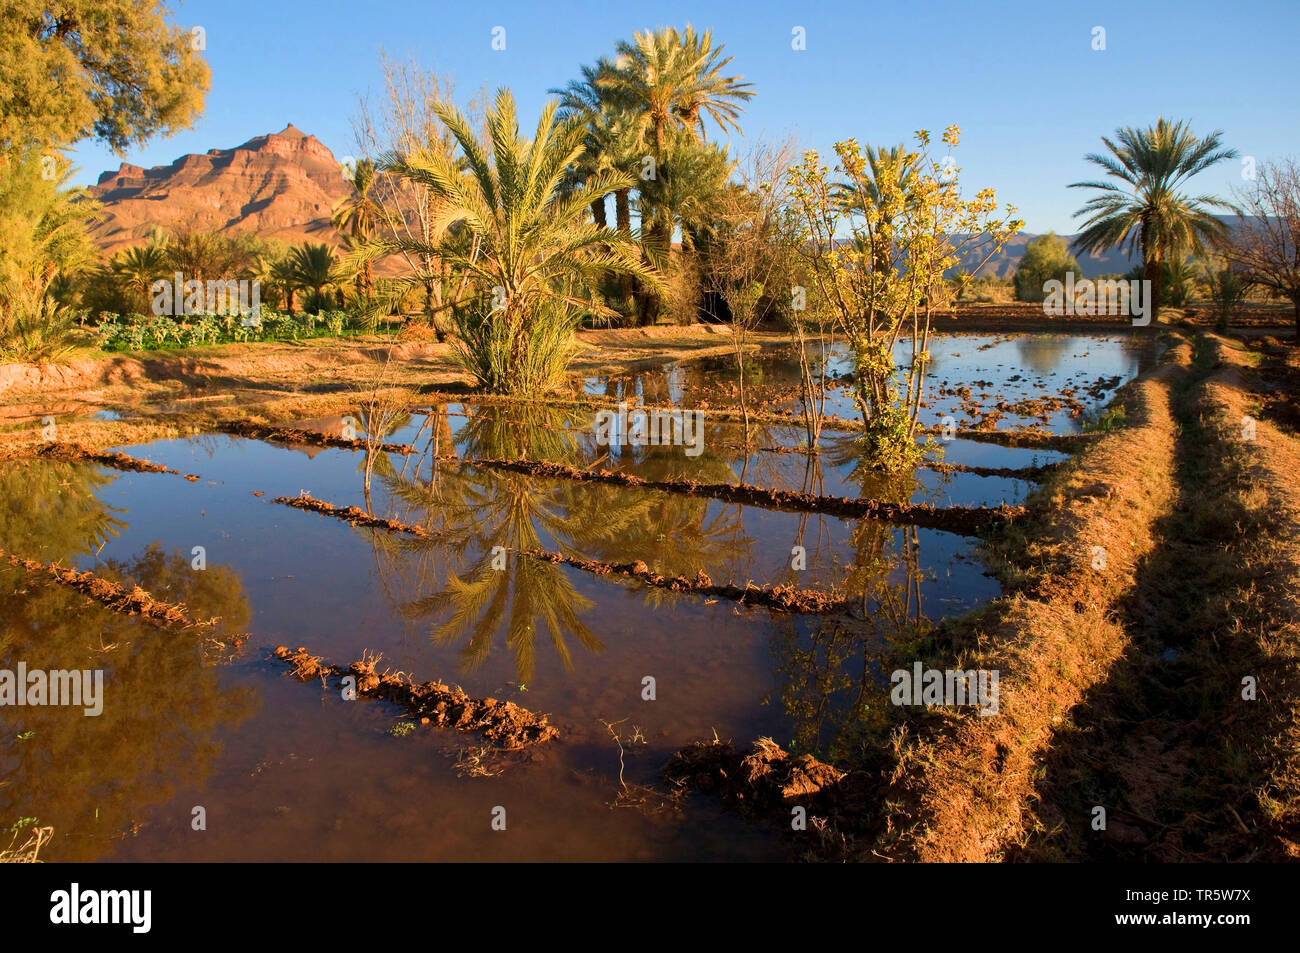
69 0 1300 234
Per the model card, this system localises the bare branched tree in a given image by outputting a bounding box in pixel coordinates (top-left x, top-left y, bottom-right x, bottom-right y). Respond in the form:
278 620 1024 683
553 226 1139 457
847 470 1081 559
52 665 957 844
700 138 798 444
1221 157 1300 342
350 52 487 336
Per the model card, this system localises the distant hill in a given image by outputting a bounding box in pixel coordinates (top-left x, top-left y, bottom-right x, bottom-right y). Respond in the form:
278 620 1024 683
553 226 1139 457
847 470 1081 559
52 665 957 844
960 231 1141 279
87 124 351 254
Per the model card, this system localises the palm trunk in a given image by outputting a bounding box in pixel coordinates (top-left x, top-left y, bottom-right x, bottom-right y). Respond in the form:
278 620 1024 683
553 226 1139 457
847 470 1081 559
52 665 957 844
1141 223 1161 329
616 188 633 316
591 197 607 229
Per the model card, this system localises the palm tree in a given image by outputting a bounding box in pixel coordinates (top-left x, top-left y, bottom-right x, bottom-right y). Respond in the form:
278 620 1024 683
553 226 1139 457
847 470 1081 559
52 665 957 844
373 88 657 393
1070 117 1237 321
288 243 337 312
597 26 753 321
554 63 655 314
332 158 380 298
603 26 753 158
268 255 299 315
110 244 169 314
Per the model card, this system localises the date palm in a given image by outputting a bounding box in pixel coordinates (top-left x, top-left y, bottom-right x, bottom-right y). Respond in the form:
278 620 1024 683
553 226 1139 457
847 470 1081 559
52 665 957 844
554 61 653 314
373 88 657 393
603 26 753 158
288 242 337 311
110 244 169 313
332 158 380 297
599 26 753 322
1070 117 1237 320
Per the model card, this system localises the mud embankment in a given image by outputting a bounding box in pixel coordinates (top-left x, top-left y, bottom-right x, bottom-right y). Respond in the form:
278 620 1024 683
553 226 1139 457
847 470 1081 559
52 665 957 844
522 550 851 614
272 493 851 614
37 442 200 481
0 548 226 630
273 494 442 537
220 421 419 455
873 339 1193 862
467 458 1025 534
272 646 558 748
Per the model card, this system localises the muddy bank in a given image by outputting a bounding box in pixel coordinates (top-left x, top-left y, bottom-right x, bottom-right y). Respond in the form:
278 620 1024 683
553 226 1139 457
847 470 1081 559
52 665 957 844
926 426 1097 453
468 458 1025 534
1015 335 1300 861
929 460 1057 481
1 547 227 630
871 338 1193 862
220 421 418 455
273 493 440 537
272 646 558 749
37 441 200 481
523 550 851 614
272 493 850 614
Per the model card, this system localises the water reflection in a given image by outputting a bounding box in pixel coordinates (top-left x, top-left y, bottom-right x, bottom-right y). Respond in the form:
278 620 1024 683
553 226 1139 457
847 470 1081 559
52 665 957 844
0 460 257 861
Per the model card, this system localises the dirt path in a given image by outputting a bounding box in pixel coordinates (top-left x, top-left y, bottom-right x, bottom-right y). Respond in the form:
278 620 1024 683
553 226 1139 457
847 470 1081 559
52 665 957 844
1015 336 1300 861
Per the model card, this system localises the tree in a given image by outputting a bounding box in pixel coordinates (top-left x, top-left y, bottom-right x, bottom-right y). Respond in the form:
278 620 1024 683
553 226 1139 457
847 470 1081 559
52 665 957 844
332 158 380 298
1199 259 1249 332
370 88 657 394
789 126 1021 468
1070 118 1237 323
599 25 754 323
109 243 169 313
288 243 337 312
0 149 98 358
1 0 208 154
1221 158 1300 342
351 52 487 335
698 140 794 442
552 60 646 317
1013 232 1079 302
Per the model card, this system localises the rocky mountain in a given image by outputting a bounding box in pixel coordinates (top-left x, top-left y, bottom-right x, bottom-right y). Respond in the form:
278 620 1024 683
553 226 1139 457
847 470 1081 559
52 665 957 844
87 124 351 254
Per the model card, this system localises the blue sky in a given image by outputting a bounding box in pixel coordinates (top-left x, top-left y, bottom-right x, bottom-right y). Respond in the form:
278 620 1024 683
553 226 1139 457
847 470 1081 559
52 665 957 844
70 0 1300 233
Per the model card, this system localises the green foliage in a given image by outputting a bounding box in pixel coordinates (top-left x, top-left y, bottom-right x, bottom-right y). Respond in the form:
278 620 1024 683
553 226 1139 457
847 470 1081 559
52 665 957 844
450 298 583 395
0 150 97 360
1013 232 1080 302
374 88 655 393
1 0 209 155
1200 261 1249 331
90 307 355 352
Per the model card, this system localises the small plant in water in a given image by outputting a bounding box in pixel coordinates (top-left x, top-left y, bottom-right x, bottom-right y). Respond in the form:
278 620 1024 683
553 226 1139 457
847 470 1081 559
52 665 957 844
387 721 416 738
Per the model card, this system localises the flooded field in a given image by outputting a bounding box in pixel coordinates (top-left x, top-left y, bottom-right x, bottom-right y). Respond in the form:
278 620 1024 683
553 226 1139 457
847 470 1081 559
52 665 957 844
2 332 1158 861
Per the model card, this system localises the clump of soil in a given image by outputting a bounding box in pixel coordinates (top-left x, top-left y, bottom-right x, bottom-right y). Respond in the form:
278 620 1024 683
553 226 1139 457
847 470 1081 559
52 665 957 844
37 442 200 481
472 458 1025 534
664 736 879 857
272 645 558 749
524 550 850 614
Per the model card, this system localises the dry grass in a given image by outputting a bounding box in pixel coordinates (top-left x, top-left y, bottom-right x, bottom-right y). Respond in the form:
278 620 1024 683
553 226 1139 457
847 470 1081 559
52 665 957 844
870 336 1193 861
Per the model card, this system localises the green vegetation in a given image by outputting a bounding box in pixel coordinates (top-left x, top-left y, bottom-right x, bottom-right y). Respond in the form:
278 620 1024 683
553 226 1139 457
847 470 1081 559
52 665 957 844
0 0 208 359
1012 233 1079 302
